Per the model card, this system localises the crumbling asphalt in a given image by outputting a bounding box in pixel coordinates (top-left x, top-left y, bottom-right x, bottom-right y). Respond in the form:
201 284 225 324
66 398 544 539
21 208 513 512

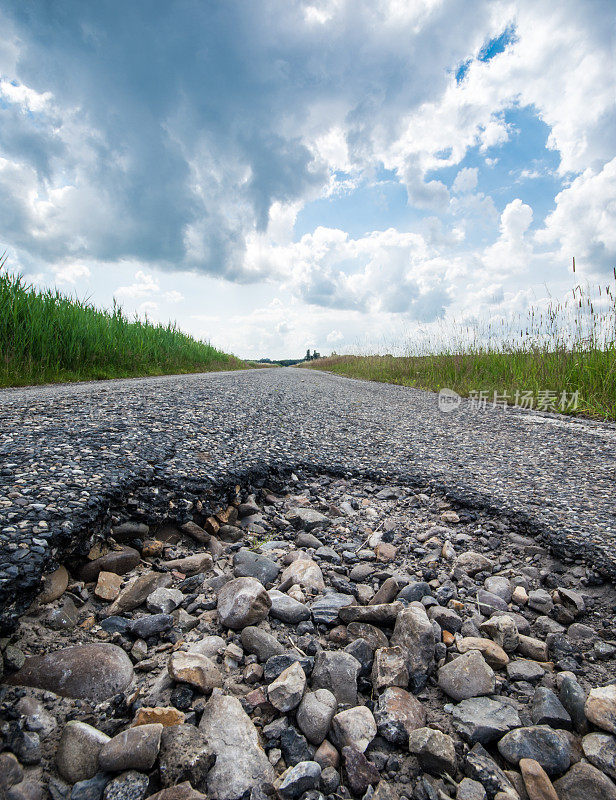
1 367 615 630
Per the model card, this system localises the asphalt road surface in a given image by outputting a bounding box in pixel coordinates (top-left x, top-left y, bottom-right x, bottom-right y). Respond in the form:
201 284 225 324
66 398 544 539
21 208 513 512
1 367 615 629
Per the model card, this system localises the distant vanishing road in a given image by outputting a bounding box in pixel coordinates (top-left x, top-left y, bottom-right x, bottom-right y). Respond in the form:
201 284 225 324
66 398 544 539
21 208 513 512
1 367 615 628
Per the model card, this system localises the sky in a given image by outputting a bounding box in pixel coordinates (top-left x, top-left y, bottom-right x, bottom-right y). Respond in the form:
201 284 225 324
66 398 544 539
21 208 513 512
0 0 614 359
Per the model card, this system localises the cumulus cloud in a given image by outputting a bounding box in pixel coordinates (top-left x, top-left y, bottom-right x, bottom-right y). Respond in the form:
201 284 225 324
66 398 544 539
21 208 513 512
452 167 479 194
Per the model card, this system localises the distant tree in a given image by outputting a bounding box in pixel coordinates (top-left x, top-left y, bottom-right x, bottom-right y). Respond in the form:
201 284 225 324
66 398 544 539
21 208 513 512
305 348 311 361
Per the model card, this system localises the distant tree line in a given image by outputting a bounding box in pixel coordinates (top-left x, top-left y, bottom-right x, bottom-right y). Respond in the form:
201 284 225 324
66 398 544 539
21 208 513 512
255 349 322 366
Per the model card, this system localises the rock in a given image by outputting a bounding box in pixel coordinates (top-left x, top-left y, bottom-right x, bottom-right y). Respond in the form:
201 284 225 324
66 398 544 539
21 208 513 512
99 724 162 772
277 761 322 799
158 725 215 791
519 758 558 800
582 732 616 779
320 766 340 794
408 727 457 775
342 746 380 795
47 597 78 630
217 577 271 629
553 762 616 800
81 549 141 582
129 613 173 638
8 644 134 702
584 684 616 733
187 635 226 660
375 542 396 561
477 589 508 616
429 605 463 634
346 622 389 650
168 651 223 693
530 687 571 729
268 590 311 623
0 753 23 793
280 727 314 766
296 532 323 548
311 650 360 706
39 565 70 602
517 635 549 661
528 589 553 614
218 525 243 543
268 661 306 712
56 722 111 783
371 646 409 690
311 593 355 625
132 707 185 727
497 726 570 776
480 616 519 653
296 690 338 745
6 781 46 800
106 572 173 615
314 740 339 770
457 637 509 668
164 553 213 576
4 645 25 672
198 692 275 799
556 588 586 618
452 697 521 744
456 778 487 800
438 651 495 701
331 706 377 752
339 603 403 626
279 558 326 593
370 576 400 605
10 730 41 766
264 654 313 681
146 588 184 614
233 549 280 585
455 552 492 575
344 638 374 675
102 771 149 800
146 784 207 800
507 659 545 682
241 626 286 661
390 602 435 691
95 571 124 601
465 743 517 798
374 686 426 744
396 581 432 603
70 773 112 800
484 577 512 603
286 507 331 531
559 674 587 733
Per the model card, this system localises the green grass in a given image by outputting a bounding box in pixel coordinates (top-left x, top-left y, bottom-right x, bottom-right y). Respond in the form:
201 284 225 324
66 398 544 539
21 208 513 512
302 278 616 421
0 260 251 387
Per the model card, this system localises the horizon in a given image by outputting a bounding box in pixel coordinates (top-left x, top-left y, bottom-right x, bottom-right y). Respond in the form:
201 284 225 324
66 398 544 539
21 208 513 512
0 1 614 360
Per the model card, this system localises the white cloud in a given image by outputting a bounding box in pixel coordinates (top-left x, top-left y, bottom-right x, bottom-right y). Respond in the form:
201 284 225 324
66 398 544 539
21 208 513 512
452 167 479 194
53 262 91 284
115 271 160 299
326 329 344 342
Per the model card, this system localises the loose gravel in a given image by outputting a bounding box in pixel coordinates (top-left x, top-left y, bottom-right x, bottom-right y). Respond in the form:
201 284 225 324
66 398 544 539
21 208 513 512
1 367 615 632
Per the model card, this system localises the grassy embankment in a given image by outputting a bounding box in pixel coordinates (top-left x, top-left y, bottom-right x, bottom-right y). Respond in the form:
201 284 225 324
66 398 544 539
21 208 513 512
303 278 616 421
0 261 251 387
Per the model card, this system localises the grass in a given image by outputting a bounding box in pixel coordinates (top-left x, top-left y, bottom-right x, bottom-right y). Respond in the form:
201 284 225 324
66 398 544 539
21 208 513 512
302 276 616 421
0 259 251 387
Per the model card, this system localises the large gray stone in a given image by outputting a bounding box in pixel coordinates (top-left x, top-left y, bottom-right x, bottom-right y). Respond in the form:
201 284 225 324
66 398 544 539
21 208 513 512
268 590 311 624
374 686 427 745
198 692 275 799
582 732 616 779
217 577 271 629
390 602 435 691
452 697 521 744
233 549 280 585
311 650 360 706
8 644 134 702
296 689 338 745
497 725 571 776
80 548 141 582
106 572 173 615
99 724 162 773
240 626 285 661
56 722 110 783
438 651 495 701
554 762 616 800
158 725 215 791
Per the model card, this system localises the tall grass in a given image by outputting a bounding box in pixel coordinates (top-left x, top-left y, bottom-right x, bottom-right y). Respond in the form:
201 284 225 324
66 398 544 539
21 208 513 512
303 276 616 421
0 259 249 387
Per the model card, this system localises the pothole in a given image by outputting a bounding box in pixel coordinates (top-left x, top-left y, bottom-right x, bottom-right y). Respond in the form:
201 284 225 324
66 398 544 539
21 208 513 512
2 469 616 800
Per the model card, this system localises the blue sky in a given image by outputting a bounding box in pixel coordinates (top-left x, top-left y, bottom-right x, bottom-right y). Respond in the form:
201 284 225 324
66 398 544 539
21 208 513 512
0 0 614 358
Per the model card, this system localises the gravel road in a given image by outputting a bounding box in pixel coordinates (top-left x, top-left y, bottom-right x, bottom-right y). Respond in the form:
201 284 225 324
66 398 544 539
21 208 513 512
1 367 615 630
